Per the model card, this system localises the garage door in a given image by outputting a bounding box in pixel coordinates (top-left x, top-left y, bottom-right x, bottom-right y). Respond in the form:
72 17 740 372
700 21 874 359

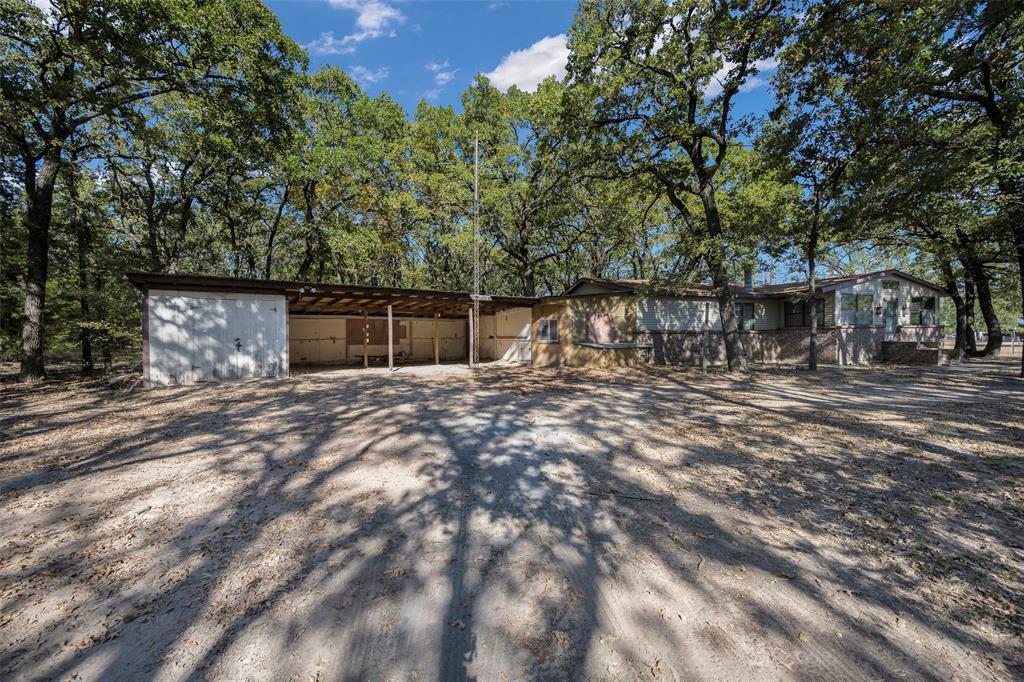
147 290 287 385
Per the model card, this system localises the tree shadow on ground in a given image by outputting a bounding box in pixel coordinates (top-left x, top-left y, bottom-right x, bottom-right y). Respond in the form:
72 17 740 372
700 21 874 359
0 362 1020 680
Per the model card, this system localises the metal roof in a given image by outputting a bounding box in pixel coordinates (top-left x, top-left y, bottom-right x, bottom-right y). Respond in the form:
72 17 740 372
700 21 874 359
561 269 948 299
755 269 950 296
125 272 538 318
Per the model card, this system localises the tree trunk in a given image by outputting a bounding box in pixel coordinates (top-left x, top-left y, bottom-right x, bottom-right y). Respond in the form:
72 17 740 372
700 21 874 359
807 219 819 371
700 185 746 370
263 185 288 279
966 258 1003 356
523 260 536 297
963 267 978 356
939 259 966 360
20 151 61 382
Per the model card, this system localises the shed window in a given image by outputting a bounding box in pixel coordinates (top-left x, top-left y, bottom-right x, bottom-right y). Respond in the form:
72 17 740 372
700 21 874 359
784 299 825 327
734 302 755 330
909 296 936 325
882 280 899 290
538 317 560 343
841 293 874 326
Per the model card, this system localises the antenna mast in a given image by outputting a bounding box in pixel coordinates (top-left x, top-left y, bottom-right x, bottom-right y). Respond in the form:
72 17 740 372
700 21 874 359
472 132 481 366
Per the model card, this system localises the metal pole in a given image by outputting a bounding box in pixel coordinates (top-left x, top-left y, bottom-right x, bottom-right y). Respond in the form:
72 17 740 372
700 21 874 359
472 132 481 366
468 305 475 369
387 304 393 371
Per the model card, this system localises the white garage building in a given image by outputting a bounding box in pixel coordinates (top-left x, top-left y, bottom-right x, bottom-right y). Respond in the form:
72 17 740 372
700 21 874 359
127 272 536 386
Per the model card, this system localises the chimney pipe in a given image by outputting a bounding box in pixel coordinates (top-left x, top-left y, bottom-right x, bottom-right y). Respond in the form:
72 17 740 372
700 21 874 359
743 266 753 292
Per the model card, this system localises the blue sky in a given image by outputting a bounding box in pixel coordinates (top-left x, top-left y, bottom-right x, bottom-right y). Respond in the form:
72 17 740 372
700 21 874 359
267 0 778 118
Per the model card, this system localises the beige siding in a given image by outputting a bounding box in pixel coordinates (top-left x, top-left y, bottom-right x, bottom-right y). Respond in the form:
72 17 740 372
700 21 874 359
638 297 713 331
752 300 781 330
492 308 532 363
533 296 639 368
638 296 779 332
291 315 460 364
479 314 496 360
410 318 466 360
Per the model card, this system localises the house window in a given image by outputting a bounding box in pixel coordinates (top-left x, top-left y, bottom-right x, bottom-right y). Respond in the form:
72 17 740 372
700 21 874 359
538 317 560 343
784 299 825 327
841 293 874 326
882 280 899 290
909 296 936 325
734 302 755 330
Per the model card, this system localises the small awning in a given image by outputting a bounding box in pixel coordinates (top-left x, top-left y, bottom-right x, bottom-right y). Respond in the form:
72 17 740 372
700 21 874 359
125 272 538 318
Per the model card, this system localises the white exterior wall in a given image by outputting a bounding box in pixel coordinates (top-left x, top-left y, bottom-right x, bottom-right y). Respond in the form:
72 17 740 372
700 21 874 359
832 276 943 327
146 289 287 386
638 297 778 332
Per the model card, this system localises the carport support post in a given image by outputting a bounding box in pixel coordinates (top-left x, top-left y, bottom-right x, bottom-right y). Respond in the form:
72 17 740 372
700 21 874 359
363 310 368 368
387 304 393 371
434 313 440 365
468 305 475 369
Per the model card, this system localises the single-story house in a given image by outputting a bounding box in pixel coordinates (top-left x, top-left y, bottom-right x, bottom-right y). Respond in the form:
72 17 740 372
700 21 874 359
127 268 947 385
533 269 948 368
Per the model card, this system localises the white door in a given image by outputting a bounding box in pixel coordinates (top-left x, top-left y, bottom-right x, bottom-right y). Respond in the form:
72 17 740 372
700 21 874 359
261 302 283 375
186 298 222 382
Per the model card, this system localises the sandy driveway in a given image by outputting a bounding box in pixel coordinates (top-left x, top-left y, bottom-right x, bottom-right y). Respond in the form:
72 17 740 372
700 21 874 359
1 361 1021 680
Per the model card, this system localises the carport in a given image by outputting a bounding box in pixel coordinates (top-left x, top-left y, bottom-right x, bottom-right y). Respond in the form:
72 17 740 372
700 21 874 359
127 272 536 386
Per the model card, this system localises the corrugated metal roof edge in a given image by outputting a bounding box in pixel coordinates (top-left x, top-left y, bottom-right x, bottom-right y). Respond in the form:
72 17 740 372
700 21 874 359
561 269 949 298
124 271 540 306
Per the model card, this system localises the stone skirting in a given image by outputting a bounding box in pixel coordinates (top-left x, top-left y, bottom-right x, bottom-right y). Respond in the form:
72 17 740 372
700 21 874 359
637 327 947 366
836 327 884 365
638 328 838 366
894 325 943 343
880 340 951 365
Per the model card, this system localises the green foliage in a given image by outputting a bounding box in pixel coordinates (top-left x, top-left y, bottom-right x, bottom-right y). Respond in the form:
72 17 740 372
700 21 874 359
1 0 1021 371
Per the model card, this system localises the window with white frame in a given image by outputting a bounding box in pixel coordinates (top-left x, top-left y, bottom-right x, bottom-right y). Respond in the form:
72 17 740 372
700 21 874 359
537 317 560 343
840 293 874 326
909 296 936 325
734 302 755 330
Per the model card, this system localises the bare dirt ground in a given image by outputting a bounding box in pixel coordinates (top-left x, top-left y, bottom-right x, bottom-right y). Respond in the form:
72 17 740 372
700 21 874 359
1 359 1022 681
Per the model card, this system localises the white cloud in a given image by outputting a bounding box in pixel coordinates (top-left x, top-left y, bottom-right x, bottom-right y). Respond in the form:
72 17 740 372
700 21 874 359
422 88 442 100
705 57 778 97
338 0 402 31
307 0 403 53
304 32 357 55
484 34 568 92
425 60 458 86
349 65 390 85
